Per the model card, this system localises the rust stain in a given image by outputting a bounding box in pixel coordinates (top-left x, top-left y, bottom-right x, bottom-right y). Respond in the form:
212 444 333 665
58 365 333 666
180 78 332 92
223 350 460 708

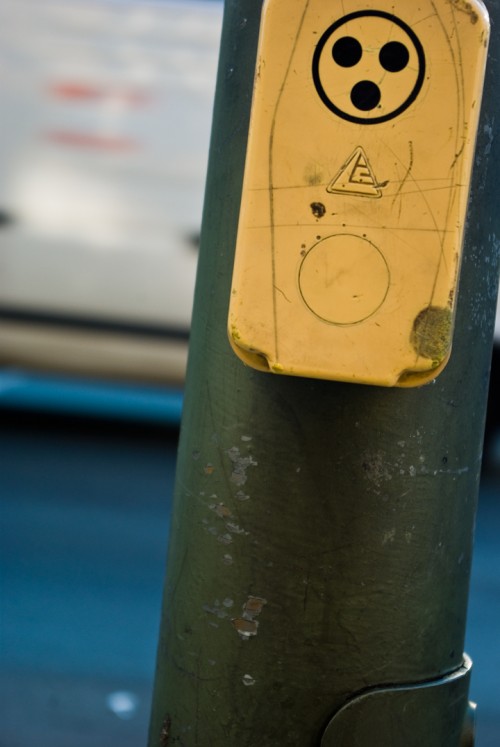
243 596 267 616
232 595 268 639
211 503 232 518
232 618 259 637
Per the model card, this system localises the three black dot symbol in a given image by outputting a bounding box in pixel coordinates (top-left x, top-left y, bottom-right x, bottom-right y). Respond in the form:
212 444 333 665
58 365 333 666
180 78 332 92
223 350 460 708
332 37 410 112
312 11 426 125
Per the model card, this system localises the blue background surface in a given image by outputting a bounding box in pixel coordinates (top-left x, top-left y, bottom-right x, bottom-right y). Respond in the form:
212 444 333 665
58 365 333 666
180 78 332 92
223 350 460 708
1 406 499 746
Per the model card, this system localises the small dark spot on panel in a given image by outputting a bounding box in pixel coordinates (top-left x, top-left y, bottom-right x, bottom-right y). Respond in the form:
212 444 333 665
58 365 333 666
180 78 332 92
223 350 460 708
304 165 324 186
310 202 326 219
442 456 448 465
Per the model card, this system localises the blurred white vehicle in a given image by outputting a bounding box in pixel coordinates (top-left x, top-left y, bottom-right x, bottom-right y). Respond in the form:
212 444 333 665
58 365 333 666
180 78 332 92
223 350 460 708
0 0 222 385
0 0 497 394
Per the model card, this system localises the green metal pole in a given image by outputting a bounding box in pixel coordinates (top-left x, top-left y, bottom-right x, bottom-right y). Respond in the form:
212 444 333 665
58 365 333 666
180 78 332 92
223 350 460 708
149 1 500 744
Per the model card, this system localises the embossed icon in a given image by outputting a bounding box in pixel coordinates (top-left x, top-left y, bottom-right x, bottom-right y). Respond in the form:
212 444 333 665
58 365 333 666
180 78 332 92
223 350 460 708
312 10 425 125
327 146 384 198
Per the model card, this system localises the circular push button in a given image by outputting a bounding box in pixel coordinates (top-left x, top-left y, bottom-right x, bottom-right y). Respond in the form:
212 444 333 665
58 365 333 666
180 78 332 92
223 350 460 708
299 234 390 325
312 11 425 125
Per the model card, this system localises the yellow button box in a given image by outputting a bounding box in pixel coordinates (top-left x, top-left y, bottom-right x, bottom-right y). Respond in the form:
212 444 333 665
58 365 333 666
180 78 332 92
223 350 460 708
228 0 489 386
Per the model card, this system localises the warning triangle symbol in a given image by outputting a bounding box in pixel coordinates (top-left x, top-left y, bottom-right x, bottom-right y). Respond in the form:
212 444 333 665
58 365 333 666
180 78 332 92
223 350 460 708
327 146 382 198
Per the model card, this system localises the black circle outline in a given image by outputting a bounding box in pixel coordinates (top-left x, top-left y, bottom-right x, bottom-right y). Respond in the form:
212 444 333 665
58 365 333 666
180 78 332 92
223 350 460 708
312 10 426 125
298 233 390 326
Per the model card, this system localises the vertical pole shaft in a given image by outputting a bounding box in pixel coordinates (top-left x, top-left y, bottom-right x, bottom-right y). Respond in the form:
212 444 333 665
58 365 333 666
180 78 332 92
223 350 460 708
149 1 500 744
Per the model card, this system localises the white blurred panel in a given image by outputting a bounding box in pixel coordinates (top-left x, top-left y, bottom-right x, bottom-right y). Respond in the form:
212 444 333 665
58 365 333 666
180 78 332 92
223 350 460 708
0 0 222 327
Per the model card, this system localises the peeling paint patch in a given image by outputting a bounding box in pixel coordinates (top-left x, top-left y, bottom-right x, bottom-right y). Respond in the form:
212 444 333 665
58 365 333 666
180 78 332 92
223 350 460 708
222 554 234 566
227 447 258 486
160 715 172 746
236 490 250 502
210 503 233 518
232 618 259 637
483 122 494 157
362 451 392 487
203 600 229 620
217 533 233 546
232 595 267 639
226 521 249 535
382 528 396 545
242 674 256 687
243 596 267 616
